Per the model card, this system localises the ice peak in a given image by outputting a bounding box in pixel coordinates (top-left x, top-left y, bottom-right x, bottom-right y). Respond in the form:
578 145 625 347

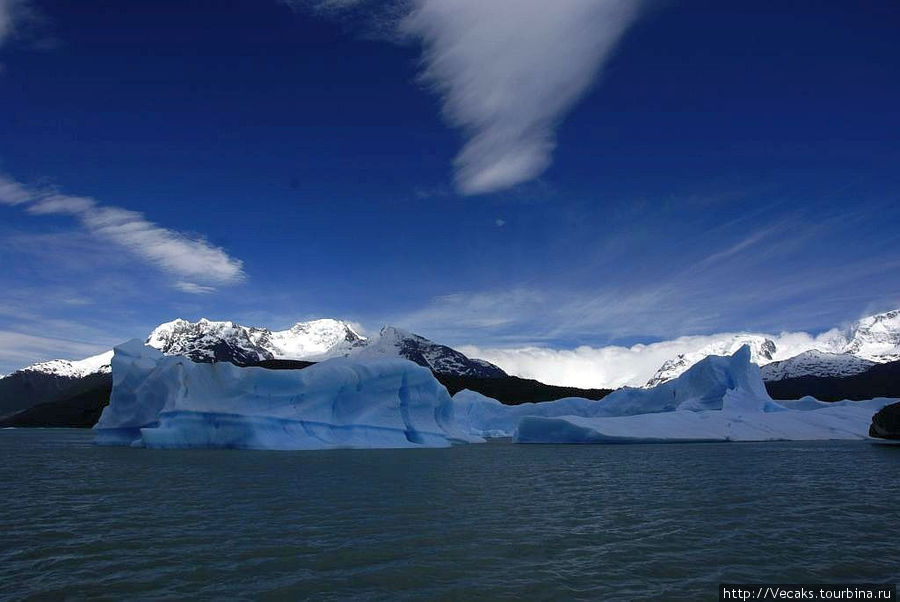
732 343 752 364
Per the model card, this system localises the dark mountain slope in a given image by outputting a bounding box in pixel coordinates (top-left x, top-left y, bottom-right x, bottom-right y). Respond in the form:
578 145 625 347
0 378 112 428
0 371 113 418
434 373 612 405
765 359 900 402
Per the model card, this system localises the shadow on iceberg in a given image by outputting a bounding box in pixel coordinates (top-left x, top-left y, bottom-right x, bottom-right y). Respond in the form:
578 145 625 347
94 340 482 450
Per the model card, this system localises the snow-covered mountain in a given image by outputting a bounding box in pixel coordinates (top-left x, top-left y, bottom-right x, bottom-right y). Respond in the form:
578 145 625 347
355 327 506 378
17 350 114 379
7 317 504 382
760 351 876 382
144 318 504 377
644 309 900 386
5 308 899 406
146 318 367 365
0 350 114 417
0 318 505 417
843 309 900 362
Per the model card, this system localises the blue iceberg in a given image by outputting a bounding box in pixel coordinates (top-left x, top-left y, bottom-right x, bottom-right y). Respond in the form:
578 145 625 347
453 346 895 443
95 340 481 450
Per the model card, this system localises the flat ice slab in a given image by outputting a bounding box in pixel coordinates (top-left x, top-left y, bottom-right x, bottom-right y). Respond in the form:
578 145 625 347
95 340 481 450
514 398 893 444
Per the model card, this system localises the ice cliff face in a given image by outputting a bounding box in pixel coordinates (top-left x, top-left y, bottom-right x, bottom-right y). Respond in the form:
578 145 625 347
95 340 481 450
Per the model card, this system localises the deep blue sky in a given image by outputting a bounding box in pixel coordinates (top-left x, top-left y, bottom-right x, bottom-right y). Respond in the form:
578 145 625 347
1 0 898 371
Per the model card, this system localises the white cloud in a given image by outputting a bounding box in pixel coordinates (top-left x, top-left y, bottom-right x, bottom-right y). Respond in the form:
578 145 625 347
285 0 643 194
174 281 216 294
0 329 112 374
0 174 246 292
0 173 34 204
402 0 642 194
26 193 96 215
392 286 716 347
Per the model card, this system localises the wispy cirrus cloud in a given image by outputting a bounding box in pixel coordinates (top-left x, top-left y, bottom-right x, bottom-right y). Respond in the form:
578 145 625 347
173 282 217 295
285 0 644 194
0 0 22 45
0 174 246 292
0 0 53 52
414 276 896 389
0 329 113 375
390 211 900 387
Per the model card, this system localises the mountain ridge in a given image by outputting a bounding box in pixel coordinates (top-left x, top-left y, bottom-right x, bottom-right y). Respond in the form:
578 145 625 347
0 318 507 419
643 309 900 387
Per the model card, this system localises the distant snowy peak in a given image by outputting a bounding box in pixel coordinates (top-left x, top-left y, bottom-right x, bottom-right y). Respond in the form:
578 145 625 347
644 335 776 388
843 309 900 362
268 319 367 360
146 318 366 365
357 327 507 378
17 350 114 379
760 351 875 382
643 308 900 387
146 318 274 365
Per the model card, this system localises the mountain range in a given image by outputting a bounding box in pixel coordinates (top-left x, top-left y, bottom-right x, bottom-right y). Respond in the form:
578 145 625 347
643 309 900 387
2 309 899 427
146 318 507 378
0 318 513 424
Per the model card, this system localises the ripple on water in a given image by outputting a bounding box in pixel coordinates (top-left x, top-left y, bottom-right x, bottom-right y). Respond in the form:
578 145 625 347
1 431 898 600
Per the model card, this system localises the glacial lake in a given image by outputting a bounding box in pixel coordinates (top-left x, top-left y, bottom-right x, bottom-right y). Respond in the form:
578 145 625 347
1 429 898 601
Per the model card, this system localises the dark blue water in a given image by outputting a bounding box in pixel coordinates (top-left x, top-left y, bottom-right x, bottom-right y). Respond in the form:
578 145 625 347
1 430 897 601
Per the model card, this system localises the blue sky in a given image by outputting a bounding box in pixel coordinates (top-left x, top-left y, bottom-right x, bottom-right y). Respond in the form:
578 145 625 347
0 0 898 374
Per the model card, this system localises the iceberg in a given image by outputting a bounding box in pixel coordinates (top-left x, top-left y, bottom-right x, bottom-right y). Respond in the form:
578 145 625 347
513 399 893 444
453 390 610 438
454 346 896 443
95 340 481 450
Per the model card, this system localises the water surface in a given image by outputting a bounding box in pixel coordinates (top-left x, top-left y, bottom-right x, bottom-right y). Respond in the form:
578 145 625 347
1 430 897 600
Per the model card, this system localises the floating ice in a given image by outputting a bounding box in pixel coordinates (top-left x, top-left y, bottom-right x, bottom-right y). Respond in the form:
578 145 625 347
452 390 608 438
95 340 481 450
454 346 896 443
513 399 893 444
